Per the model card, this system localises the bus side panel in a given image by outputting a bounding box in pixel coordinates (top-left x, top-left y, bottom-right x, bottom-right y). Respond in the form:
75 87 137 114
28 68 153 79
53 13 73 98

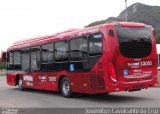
68 73 90 93
39 72 59 91
6 73 17 86
67 27 109 94
22 72 40 89
22 72 59 91
68 57 108 94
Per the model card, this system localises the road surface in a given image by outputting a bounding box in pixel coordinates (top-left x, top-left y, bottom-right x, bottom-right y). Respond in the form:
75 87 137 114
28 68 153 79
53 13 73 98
0 76 160 114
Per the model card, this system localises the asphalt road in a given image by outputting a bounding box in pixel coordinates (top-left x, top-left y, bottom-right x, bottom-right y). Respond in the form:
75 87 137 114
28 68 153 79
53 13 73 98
0 76 160 113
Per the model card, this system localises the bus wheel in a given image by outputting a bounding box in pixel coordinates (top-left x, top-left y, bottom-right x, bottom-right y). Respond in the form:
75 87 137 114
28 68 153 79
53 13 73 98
60 77 72 98
18 78 24 91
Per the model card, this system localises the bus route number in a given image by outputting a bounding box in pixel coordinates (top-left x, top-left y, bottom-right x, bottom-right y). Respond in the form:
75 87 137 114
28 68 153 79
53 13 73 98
140 61 152 66
49 77 56 82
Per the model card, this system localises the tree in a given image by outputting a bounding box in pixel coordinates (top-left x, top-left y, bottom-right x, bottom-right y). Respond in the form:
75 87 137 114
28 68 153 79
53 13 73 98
155 32 160 44
0 58 5 69
0 61 3 69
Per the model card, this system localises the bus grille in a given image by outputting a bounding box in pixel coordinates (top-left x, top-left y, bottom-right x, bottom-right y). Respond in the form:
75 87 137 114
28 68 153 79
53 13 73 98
120 42 152 58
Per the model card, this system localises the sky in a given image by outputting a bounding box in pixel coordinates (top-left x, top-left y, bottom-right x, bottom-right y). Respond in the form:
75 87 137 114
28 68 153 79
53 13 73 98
0 0 160 52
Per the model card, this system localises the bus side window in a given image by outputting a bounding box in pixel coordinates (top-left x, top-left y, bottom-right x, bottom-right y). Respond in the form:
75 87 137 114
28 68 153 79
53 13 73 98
70 36 88 61
21 48 30 71
31 46 41 71
7 52 14 70
13 50 21 70
41 43 54 71
89 32 103 56
54 40 69 62
42 44 53 63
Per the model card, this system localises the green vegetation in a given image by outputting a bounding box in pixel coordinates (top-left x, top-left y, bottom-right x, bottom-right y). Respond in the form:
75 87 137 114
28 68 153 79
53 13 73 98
0 58 6 69
0 62 3 69
0 58 6 76
155 30 160 44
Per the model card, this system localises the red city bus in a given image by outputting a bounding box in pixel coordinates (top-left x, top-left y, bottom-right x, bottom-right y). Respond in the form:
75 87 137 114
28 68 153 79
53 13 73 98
1 22 158 97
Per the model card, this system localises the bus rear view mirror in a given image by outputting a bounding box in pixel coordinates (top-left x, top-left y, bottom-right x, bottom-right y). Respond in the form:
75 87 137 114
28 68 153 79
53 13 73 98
109 30 114 37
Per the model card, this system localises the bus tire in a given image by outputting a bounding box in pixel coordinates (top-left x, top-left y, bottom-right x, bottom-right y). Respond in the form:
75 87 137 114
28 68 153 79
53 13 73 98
60 77 73 98
18 78 24 91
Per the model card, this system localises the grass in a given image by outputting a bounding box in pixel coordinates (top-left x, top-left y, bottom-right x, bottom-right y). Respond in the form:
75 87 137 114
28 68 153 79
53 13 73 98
0 69 6 76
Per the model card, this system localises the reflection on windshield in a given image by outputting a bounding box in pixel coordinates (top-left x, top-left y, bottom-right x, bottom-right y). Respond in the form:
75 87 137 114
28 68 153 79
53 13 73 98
115 25 152 58
116 25 151 44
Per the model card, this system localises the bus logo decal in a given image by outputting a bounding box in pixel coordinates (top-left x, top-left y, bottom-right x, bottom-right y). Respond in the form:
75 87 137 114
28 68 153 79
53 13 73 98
123 69 128 76
23 75 33 82
70 64 74 72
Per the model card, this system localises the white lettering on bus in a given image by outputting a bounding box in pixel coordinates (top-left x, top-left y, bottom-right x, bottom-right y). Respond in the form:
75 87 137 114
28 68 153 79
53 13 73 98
140 61 152 66
49 77 56 82
127 61 152 68
23 75 33 82
39 76 46 80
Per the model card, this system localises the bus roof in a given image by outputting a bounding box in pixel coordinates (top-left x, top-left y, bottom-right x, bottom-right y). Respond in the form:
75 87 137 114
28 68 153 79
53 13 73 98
7 22 147 51
116 22 145 28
